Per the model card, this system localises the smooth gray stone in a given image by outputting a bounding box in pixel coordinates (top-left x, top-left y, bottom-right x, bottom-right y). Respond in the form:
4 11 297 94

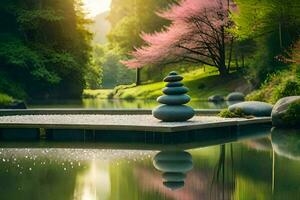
153 160 193 172
208 95 224 102
226 92 245 101
163 181 184 190
271 96 300 128
157 94 190 105
152 105 195 121
228 101 273 117
154 151 192 162
163 172 186 182
169 71 178 75
164 75 183 82
166 82 183 87
163 86 189 95
271 128 300 160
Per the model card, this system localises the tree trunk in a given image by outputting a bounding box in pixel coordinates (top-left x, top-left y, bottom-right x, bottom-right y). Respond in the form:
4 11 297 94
242 54 245 68
136 68 141 86
279 22 283 48
218 65 229 77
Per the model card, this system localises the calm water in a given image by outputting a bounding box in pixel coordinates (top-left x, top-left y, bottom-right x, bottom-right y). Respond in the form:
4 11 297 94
0 127 300 200
27 99 233 109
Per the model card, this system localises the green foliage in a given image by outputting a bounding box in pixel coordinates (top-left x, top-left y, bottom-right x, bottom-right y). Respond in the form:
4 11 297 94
94 45 135 88
0 0 93 99
233 0 300 83
246 67 300 103
282 100 300 127
0 71 27 99
0 92 14 106
218 108 246 118
108 0 177 51
273 80 300 101
82 89 113 99
84 62 102 89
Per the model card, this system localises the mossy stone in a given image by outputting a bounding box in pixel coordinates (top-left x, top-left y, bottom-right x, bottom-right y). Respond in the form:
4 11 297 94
272 96 300 128
229 101 273 117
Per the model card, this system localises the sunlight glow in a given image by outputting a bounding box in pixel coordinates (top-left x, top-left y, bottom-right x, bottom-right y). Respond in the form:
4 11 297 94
82 0 111 18
74 160 111 200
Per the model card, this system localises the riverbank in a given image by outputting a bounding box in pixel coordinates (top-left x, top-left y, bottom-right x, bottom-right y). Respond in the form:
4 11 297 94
84 67 252 100
246 66 300 103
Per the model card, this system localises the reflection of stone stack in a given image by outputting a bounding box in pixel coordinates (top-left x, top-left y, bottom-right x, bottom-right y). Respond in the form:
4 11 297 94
153 151 193 190
152 71 195 122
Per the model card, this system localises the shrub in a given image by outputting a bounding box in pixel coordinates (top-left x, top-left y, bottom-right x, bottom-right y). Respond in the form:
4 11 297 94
123 94 135 101
0 93 14 106
218 108 246 118
107 92 114 99
272 80 300 103
246 68 300 103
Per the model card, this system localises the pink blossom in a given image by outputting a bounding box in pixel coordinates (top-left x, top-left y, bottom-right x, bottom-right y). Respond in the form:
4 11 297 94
122 0 235 70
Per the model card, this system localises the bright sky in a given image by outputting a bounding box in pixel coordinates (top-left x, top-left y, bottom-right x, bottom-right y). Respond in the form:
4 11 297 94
82 0 111 18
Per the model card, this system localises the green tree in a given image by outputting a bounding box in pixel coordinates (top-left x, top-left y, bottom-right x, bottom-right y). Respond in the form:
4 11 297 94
233 0 300 84
0 0 93 99
107 0 177 85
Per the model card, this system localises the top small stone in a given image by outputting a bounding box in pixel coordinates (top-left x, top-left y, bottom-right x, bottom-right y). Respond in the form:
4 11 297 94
164 75 183 82
169 71 178 75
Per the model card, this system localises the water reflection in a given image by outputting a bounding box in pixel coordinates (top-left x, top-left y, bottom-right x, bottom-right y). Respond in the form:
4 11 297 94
153 151 193 190
28 99 228 109
74 160 111 200
271 128 300 160
1 126 300 199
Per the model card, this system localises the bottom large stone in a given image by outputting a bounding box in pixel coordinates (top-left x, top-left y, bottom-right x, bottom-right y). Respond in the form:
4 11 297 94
152 105 195 122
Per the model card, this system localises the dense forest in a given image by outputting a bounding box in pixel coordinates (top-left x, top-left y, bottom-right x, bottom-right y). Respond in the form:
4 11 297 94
0 0 93 99
0 0 300 104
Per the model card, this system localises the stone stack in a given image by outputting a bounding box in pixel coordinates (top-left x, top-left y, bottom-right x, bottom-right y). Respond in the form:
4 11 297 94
152 71 195 122
153 151 193 190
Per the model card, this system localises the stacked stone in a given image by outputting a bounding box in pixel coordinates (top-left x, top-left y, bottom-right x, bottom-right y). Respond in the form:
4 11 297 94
153 151 193 190
152 71 195 122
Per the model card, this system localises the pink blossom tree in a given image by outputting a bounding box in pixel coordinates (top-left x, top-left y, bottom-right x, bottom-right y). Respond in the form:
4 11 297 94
122 0 236 76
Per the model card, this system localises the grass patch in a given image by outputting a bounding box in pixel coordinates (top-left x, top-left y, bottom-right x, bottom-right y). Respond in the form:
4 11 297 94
83 89 113 99
0 92 14 106
109 67 250 100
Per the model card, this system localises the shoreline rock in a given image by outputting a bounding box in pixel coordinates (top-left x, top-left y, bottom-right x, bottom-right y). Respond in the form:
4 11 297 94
226 92 245 101
228 101 273 117
271 96 300 128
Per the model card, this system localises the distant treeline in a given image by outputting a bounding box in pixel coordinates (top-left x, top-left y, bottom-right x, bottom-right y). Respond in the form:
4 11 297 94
0 0 93 99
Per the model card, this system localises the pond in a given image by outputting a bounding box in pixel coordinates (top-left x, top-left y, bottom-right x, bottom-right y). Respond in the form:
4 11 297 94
27 99 234 109
0 127 299 200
